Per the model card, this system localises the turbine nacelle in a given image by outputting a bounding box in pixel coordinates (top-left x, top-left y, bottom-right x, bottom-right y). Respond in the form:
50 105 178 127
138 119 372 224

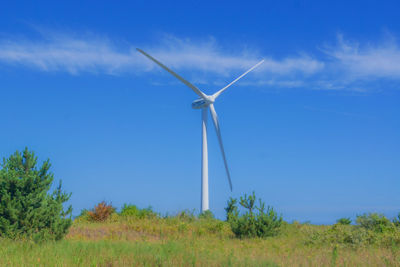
191 96 214 109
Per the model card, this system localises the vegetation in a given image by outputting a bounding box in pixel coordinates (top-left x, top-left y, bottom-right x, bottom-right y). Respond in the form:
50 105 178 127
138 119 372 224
0 148 72 242
87 201 116 222
1 212 400 266
0 148 399 265
50 200 398 266
336 217 352 225
393 213 400 227
198 210 214 220
120 204 158 219
226 192 283 238
356 213 394 233
307 213 400 247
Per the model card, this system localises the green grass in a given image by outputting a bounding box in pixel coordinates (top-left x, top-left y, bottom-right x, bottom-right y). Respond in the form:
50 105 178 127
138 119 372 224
0 239 279 266
1 216 400 266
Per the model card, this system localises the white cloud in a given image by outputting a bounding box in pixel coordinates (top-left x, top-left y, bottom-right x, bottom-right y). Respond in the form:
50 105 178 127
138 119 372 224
0 31 400 91
260 57 323 75
0 33 323 78
324 34 400 80
0 35 144 75
145 35 324 76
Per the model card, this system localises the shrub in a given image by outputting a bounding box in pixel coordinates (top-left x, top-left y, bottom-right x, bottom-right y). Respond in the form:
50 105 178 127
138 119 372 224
175 210 195 222
393 213 400 227
226 192 282 238
336 217 352 225
198 210 214 220
120 204 158 219
0 148 72 241
73 209 91 223
306 214 400 247
330 224 373 245
87 201 115 222
202 219 226 235
120 204 139 217
356 213 394 233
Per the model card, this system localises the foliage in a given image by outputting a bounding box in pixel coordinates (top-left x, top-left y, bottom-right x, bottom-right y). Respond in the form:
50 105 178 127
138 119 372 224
336 217 352 225
2 201 400 266
87 201 115 222
307 214 400 247
0 148 72 241
224 197 238 221
355 213 394 233
226 192 282 238
307 224 374 246
73 209 90 223
78 208 89 218
174 210 196 222
393 213 400 227
119 204 139 216
119 204 158 219
198 210 214 220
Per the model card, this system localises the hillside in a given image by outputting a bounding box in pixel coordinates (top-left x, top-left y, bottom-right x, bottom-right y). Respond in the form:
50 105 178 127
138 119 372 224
1 213 399 266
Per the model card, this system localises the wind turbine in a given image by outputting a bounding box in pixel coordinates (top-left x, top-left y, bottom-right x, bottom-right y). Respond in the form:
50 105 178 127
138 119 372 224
137 48 264 212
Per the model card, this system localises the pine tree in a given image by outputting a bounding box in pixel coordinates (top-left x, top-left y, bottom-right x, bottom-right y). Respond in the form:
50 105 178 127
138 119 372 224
0 148 72 241
225 192 282 238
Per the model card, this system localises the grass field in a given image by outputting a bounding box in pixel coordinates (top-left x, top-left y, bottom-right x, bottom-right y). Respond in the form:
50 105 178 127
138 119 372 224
1 215 400 266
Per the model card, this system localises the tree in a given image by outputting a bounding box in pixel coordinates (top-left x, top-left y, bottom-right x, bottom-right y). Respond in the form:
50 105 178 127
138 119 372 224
226 192 282 238
0 148 72 241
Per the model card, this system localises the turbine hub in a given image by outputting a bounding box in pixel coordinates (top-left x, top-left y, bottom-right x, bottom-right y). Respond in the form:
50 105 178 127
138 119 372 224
192 95 215 109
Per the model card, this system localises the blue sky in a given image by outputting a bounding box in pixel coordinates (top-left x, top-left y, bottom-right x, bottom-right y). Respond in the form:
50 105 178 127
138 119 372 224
0 0 399 224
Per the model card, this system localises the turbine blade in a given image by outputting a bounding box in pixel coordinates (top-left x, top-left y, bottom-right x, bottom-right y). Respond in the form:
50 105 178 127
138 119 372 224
213 59 264 99
137 48 208 99
209 104 233 191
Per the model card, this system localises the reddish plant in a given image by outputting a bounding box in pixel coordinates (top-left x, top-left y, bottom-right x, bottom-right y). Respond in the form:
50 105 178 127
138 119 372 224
87 201 115 222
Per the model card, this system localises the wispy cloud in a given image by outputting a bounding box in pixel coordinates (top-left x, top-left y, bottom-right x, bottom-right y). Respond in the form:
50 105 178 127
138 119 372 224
146 36 324 76
324 34 400 80
0 32 323 78
0 34 143 75
0 31 400 91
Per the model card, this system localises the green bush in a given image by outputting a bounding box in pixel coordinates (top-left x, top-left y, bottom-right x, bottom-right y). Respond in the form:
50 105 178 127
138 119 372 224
331 224 373 245
392 213 400 227
73 209 90 223
336 217 352 225
198 210 214 220
120 204 139 217
306 214 400 247
120 204 158 219
225 192 282 238
0 148 72 241
356 213 394 233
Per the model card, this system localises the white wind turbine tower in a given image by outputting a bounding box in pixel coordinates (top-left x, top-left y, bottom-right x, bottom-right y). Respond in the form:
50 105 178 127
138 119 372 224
137 48 264 212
